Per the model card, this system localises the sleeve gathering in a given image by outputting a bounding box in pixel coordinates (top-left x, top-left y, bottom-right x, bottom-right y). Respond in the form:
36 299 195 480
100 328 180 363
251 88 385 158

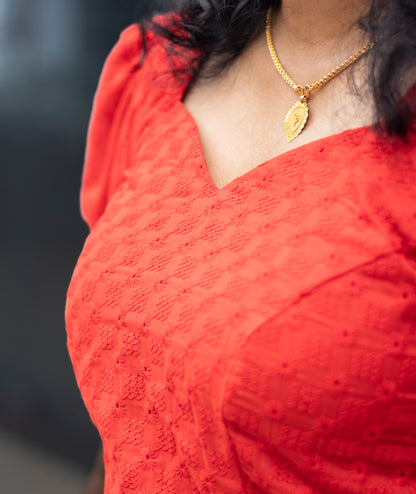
80 24 144 230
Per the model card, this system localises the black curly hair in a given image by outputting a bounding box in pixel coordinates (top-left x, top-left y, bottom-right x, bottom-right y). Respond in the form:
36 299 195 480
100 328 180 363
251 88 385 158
141 0 416 139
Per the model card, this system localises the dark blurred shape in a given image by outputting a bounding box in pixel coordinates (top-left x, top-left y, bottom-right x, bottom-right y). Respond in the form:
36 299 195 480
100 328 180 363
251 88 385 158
1 0 170 468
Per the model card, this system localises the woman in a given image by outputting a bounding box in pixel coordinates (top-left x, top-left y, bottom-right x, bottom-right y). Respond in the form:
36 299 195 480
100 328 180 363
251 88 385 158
66 0 416 492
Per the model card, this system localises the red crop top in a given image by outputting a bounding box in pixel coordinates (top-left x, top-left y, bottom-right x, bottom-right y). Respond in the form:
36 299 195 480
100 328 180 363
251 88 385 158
65 19 416 493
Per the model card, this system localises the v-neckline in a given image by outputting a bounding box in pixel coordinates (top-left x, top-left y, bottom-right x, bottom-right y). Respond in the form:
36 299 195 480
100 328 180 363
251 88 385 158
152 33 415 194
175 95 375 193
154 33 415 194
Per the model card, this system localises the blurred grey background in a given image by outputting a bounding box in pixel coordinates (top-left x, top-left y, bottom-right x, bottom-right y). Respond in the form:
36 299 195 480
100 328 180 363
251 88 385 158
1 0 170 491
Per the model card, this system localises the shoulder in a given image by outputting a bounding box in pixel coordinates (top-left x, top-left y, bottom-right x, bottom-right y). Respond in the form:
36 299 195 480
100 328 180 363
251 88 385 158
81 13 183 230
89 12 179 115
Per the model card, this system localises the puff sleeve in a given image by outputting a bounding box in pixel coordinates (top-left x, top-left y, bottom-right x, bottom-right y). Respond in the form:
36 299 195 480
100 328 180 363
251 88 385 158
80 24 143 230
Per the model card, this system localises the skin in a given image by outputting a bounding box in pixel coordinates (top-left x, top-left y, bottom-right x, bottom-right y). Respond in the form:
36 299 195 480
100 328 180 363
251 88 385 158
83 445 104 494
183 0 374 189
84 1 373 492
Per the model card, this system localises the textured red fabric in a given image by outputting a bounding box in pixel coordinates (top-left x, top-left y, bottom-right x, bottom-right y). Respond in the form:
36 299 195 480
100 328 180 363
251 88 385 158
66 20 416 494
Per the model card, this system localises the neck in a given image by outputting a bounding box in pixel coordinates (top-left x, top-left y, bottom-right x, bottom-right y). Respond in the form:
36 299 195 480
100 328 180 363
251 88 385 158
277 0 371 46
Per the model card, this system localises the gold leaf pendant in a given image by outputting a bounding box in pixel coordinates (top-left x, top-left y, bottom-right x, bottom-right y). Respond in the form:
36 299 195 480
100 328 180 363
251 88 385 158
284 99 309 143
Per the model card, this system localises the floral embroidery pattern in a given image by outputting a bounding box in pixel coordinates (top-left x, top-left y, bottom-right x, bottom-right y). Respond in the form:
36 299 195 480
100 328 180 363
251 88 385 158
65 18 416 494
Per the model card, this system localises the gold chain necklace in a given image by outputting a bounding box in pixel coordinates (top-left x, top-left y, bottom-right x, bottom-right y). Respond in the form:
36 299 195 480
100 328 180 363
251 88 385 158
266 7 375 143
